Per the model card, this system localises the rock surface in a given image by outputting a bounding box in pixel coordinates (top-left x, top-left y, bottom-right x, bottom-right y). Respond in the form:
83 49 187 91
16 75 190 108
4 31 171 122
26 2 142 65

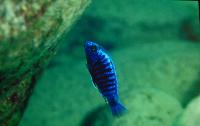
63 0 200 106
173 96 200 126
84 88 183 126
0 0 90 125
19 40 200 126
114 41 200 106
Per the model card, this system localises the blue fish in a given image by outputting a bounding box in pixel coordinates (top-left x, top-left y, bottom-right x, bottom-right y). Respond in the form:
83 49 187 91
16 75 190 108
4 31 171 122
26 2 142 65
84 41 126 116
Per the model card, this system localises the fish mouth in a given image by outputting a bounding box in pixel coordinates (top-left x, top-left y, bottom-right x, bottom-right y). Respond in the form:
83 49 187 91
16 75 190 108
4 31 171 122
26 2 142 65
84 41 95 48
84 41 93 54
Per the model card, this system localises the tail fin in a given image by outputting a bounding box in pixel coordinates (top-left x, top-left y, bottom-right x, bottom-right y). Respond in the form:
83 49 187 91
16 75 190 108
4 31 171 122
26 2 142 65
108 100 127 117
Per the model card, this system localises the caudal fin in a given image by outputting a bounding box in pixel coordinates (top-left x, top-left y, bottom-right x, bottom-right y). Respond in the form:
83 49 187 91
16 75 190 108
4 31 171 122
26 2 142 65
109 101 127 117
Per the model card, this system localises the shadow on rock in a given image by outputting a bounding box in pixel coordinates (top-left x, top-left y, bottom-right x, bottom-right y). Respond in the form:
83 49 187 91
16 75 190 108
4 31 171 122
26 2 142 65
80 105 112 126
182 71 200 107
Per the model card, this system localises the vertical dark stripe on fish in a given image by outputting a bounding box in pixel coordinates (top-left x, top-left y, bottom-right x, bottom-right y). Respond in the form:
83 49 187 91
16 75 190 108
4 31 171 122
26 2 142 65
101 87 116 94
102 90 116 96
100 54 106 60
93 68 112 76
94 62 110 71
95 74 115 82
100 84 116 91
101 58 108 63
95 72 115 79
97 78 116 83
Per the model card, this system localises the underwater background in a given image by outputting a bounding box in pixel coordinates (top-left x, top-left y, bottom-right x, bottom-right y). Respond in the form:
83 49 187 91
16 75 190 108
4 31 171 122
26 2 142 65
1 0 200 126
20 0 200 126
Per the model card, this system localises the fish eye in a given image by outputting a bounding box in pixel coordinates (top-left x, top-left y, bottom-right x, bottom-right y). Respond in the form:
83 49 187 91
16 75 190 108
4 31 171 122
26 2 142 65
91 45 97 52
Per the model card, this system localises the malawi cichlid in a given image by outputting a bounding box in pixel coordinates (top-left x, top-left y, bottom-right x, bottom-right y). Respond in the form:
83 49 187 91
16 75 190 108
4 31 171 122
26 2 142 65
84 41 126 116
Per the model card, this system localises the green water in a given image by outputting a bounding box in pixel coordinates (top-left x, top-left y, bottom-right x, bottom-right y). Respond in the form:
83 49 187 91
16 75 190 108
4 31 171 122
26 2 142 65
19 0 200 126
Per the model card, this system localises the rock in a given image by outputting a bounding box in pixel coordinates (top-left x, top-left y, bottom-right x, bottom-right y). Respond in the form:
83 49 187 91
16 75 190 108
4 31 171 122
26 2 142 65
0 0 91 125
86 88 182 126
114 41 200 106
18 57 103 126
173 96 200 126
18 40 200 126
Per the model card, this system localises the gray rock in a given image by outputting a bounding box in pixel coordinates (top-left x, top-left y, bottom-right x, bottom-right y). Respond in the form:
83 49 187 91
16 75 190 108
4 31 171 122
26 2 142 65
0 0 90 125
173 96 200 126
88 88 182 126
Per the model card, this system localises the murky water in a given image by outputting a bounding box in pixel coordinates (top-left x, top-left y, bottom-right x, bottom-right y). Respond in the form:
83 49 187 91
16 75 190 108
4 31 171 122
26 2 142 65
19 1 200 126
